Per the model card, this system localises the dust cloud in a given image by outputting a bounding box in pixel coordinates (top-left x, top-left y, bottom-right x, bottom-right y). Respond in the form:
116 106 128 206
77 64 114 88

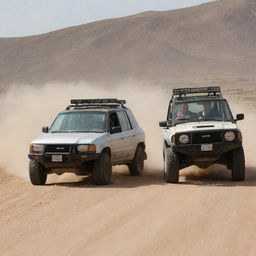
0 82 169 180
0 83 254 181
228 102 256 167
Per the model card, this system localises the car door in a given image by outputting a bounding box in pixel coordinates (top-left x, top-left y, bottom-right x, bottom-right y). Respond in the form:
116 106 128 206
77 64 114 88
107 111 126 163
116 110 137 161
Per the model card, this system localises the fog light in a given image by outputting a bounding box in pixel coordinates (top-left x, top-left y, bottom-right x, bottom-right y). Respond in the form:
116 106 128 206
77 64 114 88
31 155 40 160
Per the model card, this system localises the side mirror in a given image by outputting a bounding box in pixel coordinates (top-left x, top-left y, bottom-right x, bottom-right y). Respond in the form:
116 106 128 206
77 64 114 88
111 126 122 134
159 121 168 128
236 114 244 121
42 126 49 133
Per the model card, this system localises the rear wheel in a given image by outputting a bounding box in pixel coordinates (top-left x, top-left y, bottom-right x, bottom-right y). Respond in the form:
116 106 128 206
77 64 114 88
164 147 179 183
128 146 145 176
93 153 112 185
29 160 47 185
231 147 245 181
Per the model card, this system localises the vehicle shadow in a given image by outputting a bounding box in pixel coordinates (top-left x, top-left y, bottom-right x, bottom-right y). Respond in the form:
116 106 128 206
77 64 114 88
45 166 256 188
45 167 165 188
180 166 256 187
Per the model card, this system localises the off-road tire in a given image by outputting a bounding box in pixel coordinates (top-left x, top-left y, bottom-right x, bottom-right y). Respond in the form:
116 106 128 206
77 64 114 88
29 160 47 185
128 146 145 176
164 147 179 183
93 153 112 185
231 147 245 181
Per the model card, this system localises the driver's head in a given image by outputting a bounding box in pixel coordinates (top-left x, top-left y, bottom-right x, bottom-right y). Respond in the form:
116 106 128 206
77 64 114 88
181 103 189 113
203 102 212 113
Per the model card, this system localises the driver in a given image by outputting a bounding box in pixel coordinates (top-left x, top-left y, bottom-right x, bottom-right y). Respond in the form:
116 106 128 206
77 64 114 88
199 102 218 119
176 103 197 120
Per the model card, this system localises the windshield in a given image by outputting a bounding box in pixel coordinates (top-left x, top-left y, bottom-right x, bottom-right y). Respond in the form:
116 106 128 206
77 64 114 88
50 112 107 133
171 100 233 125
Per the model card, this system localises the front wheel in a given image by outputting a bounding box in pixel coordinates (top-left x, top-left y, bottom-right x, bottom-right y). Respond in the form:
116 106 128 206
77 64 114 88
93 153 112 185
128 146 145 176
231 147 245 181
29 160 47 185
164 147 180 183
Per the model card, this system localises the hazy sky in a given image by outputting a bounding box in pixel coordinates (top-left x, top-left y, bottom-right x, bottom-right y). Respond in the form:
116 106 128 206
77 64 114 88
0 0 214 37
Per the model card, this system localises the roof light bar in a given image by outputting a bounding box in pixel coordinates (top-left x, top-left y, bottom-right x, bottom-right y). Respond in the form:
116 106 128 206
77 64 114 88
70 98 126 105
173 87 221 95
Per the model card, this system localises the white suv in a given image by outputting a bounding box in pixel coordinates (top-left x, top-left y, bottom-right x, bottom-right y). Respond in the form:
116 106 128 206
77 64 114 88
28 99 147 185
159 87 245 183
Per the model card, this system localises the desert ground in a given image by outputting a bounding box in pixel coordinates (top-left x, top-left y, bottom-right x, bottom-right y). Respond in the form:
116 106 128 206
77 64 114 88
1 87 256 256
1 162 256 256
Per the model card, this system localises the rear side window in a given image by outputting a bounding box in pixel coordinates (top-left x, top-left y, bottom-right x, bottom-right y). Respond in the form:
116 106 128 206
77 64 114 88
117 111 132 131
126 109 139 128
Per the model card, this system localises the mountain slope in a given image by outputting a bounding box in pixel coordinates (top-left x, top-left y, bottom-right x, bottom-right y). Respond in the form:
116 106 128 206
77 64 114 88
0 0 255 87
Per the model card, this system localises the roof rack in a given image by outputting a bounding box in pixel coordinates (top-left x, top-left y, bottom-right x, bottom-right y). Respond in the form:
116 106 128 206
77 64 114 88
66 98 126 110
173 86 221 98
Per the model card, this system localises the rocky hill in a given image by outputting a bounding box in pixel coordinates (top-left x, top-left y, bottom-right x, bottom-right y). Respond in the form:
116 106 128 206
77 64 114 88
0 0 255 87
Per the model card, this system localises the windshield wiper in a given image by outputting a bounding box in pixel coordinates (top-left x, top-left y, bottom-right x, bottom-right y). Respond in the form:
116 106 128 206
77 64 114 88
174 119 198 125
200 118 223 121
51 130 70 133
70 130 104 133
176 118 190 121
70 131 90 133
173 118 190 125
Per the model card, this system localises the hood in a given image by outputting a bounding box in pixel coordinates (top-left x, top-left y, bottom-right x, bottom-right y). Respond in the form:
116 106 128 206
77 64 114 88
31 132 106 144
174 121 237 133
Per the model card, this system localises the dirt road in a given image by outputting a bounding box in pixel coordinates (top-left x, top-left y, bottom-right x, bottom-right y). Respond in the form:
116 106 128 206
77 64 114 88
1 164 256 256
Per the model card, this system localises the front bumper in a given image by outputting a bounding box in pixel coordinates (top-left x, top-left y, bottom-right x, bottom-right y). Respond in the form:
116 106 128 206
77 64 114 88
28 152 100 169
173 141 242 158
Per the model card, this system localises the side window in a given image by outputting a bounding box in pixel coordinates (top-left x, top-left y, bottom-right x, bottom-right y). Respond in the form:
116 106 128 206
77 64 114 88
109 112 120 129
124 112 132 129
222 101 233 120
117 111 132 131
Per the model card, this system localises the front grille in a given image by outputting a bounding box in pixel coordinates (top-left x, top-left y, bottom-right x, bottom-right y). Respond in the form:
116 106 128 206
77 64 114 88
192 132 222 144
45 144 71 153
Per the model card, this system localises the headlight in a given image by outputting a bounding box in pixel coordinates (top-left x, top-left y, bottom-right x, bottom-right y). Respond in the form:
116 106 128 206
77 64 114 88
224 131 235 141
77 145 89 152
178 134 190 144
30 144 44 153
77 144 96 152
